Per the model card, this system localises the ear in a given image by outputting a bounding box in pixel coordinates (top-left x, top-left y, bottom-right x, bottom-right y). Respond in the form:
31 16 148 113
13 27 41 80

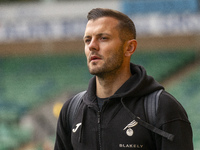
124 39 137 57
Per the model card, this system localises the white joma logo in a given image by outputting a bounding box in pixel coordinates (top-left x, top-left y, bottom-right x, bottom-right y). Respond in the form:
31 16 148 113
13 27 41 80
72 123 82 133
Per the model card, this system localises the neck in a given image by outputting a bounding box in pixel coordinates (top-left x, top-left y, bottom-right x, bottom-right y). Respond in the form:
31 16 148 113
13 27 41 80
96 67 132 98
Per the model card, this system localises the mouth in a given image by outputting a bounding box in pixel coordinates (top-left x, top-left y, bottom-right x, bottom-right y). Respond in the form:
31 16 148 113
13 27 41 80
90 55 102 62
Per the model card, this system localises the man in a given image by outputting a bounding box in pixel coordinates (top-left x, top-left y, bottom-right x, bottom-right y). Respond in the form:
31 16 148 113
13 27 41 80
54 8 193 150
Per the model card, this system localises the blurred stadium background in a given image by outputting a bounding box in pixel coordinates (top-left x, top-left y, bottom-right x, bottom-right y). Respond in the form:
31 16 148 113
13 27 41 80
0 0 200 149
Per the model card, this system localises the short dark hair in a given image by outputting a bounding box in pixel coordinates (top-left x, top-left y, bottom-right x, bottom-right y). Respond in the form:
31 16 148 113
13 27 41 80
87 8 136 40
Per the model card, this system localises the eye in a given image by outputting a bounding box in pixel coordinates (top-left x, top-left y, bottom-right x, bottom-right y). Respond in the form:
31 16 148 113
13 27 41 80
84 38 91 44
100 36 108 41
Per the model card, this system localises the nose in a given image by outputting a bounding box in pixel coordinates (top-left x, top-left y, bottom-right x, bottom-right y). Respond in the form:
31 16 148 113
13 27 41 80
88 39 99 51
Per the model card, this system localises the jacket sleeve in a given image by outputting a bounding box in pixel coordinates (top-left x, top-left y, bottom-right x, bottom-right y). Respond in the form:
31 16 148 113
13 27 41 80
155 91 193 150
54 100 73 150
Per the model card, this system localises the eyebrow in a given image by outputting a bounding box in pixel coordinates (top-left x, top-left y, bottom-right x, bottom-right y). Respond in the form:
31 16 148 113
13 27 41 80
83 33 111 40
83 35 91 40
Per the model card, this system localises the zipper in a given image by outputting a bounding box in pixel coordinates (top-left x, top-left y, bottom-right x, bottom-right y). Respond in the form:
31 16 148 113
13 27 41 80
97 100 109 150
97 111 102 150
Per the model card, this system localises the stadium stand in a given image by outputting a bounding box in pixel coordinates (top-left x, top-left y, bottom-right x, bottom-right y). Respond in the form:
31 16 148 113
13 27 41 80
131 49 197 81
0 49 197 149
1 54 90 112
0 123 31 150
167 62 200 149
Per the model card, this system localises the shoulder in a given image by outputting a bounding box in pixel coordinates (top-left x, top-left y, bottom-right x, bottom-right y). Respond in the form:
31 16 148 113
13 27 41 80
58 97 73 122
59 91 86 119
157 90 190 125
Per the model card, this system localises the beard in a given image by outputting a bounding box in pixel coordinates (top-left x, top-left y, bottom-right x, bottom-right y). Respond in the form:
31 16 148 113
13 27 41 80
87 44 124 78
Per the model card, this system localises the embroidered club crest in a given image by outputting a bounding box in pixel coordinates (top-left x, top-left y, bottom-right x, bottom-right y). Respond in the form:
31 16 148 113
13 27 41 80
123 120 138 136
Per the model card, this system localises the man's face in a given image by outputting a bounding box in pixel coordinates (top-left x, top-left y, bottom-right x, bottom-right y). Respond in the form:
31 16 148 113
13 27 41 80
84 17 125 77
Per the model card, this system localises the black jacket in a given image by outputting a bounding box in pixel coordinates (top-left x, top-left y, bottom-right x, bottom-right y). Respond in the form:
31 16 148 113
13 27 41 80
54 63 193 150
